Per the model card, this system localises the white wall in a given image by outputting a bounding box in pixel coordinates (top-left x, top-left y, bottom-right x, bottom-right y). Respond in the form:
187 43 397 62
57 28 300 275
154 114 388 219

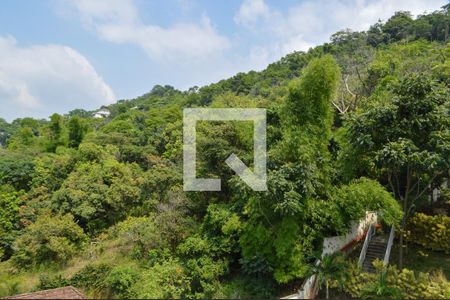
322 212 377 256
292 212 378 299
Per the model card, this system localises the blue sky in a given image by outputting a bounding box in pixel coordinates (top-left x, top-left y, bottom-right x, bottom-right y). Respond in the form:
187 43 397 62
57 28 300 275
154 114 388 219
0 0 446 121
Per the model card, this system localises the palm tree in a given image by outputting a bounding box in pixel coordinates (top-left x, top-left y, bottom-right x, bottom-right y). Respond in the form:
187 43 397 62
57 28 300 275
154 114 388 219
307 252 347 299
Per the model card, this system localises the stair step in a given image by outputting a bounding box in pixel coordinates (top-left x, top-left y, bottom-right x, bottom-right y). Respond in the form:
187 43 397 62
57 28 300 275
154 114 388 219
367 247 386 250
367 247 386 251
366 252 385 256
366 254 384 259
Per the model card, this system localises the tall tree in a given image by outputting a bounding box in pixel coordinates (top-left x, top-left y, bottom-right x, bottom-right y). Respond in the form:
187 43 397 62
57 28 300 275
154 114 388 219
344 74 449 267
67 116 86 148
307 253 347 299
46 113 64 152
240 55 342 283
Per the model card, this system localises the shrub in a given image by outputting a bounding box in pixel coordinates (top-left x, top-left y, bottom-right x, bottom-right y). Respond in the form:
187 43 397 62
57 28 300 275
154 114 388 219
11 213 87 267
177 235 229 297
406 213 450 252
109 216 167 258
106 266 139 299
0 185 24 260
335 261 374 297
340 260 450 299
0 153 35 191
37 274 69 290
133 257 190 299
70 263 111 293
332 177 403 227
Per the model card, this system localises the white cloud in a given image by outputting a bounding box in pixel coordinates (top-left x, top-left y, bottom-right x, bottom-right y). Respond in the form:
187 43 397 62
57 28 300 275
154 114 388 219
71 0 138 25
68 0 230 62
234 0 271 28
0 36 115 121
235 0 447 57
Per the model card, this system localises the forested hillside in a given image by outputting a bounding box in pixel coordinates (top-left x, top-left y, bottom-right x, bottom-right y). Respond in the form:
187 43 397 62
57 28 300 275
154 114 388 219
0 8 449 298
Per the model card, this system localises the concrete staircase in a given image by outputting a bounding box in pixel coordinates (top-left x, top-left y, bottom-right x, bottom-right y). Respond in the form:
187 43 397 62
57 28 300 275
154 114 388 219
362 235 388 273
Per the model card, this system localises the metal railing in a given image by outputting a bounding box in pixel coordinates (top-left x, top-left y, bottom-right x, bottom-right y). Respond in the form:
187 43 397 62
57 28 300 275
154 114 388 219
383 225 395 266
358 223 375 267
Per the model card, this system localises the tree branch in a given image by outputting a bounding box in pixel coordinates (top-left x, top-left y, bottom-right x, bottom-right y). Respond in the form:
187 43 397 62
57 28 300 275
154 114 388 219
355 67 370 95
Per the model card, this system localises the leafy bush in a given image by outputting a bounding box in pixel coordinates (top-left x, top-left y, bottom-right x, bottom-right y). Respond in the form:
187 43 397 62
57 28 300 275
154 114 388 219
70 263 111 293
0 279 20 298
177 235 229 298
339 261 375 297
133 257 190 299
51 159 143 232
37 274 69 290
11 213 87 267
0 185 23 260
406 213 450 252
332 177 403 227
201 203 242 256
0 152 35 190
340 260 450 299
106 265 139 298
109 216 167 258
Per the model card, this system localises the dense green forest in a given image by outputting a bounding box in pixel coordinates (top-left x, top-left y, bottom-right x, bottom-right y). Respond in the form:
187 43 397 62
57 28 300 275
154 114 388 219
0 8 449 298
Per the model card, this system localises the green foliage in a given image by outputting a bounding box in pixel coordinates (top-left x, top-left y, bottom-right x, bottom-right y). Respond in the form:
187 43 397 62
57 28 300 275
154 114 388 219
284 54 340 131
133 257 190 299
367 8 450 46
341 260 450 299
52 159 143 232
0 185 24 260
7 127 37 150
200 203 242 256
364 41 449 94
177 235 229 298
45 114 65 152
0 279 21 298
360 270 403 299
68 109 91 118
240 214 309 283
0 9 449 298
109 216 168 258
37 274 69 290
239 55 342 284
215 275 276 299
0 118 17 146
344 73 449 227
11 213 87 267
67 116 87 148
70 263 112 292
332 178 403 226
106 265 140 298
31 151 77 191
0 151 35 190
338 261 373 297
406 213 450 252
141 157 181 204
153 190 196 251
307 253 348 299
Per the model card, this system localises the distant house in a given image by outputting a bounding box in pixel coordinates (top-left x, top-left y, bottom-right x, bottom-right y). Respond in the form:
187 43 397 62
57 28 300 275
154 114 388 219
93 107 111 118
4 286 86 299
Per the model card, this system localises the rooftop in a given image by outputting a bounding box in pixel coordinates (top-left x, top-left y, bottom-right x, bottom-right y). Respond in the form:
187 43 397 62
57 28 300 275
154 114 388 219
4 286 85 299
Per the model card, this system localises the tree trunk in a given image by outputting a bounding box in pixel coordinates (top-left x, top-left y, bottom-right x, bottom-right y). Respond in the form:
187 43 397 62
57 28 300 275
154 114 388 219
398 194 407 269
326 281 329 299
399 228 403 269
